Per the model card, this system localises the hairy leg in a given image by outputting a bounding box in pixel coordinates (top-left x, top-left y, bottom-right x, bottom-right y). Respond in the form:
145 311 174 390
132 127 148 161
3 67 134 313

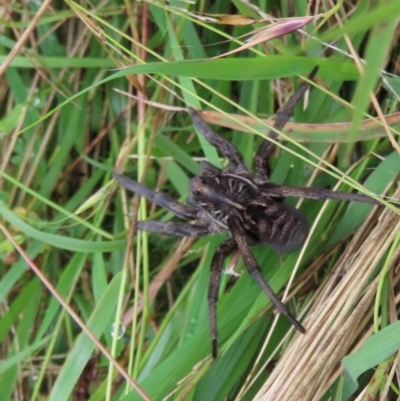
188 108 247 172
260 183 384 205
113 172 198 220
208 238 237 358
227 217 305 333
255 67 319 182
136 221 211 237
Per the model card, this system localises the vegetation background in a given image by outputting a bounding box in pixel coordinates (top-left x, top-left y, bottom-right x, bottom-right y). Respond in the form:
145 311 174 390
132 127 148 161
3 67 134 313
0 0 400 400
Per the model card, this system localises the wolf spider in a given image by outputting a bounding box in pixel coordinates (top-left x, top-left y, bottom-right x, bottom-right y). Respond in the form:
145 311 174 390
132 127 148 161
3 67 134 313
113 67 385 358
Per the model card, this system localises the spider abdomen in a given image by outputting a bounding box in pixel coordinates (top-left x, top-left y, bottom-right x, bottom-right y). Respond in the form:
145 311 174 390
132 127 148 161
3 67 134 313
245 202 308 253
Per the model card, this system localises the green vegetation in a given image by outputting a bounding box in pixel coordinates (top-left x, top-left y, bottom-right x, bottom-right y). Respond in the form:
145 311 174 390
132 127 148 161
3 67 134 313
1 1 399 400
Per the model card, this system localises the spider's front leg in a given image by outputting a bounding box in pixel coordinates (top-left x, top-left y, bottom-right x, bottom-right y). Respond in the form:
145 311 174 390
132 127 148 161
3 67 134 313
188 108 248 173
254 67 319 182
227 216 305 333
208 238 237 359
113 172 198 220
136 221 210 237
113 173 214 236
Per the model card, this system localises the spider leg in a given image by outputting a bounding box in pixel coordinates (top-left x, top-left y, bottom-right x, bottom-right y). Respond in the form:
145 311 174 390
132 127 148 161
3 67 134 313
113 172 198 220
188 108 247 171
255 67 319 182
227 216 305 333
208 238 237 358
260 183 383 205
137 221 211 237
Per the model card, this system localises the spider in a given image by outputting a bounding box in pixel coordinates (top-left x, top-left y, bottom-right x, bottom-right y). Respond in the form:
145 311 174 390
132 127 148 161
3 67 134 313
113 67 386 358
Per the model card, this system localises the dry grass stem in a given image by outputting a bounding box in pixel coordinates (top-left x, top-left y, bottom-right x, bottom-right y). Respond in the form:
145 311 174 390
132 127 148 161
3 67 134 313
254 187 400 400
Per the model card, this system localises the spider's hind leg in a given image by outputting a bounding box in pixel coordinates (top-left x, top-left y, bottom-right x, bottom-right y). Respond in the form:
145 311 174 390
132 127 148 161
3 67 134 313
113 172 198 220
228 217 305 334
208 238 237 358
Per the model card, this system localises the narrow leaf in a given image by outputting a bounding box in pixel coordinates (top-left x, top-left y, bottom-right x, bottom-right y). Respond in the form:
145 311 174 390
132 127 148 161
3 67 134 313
210 17 317 59
49 273 123 401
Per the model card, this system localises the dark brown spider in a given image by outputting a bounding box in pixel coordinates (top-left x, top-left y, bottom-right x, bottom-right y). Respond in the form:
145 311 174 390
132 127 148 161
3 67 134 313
113 67 386 358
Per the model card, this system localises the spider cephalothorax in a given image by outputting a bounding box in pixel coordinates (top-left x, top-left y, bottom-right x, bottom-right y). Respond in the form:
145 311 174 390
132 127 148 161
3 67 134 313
189 163 256 221
113 67 386 358
189 161 309 253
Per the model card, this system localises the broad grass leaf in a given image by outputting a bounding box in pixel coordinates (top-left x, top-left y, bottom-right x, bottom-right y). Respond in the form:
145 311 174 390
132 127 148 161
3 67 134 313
0 337 51 374
0 201 126 252
342 321 400 382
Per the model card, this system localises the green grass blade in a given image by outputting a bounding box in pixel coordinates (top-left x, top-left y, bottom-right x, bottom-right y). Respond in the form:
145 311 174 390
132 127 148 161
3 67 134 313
48 273 123 401
342 321 400 382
